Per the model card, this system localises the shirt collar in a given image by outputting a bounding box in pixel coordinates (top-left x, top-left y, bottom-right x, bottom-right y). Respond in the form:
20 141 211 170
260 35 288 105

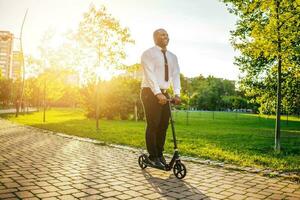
155 45 167 52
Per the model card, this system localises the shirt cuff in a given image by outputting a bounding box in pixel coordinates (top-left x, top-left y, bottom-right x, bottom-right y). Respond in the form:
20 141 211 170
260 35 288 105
174 89 180 96
152 87 162 95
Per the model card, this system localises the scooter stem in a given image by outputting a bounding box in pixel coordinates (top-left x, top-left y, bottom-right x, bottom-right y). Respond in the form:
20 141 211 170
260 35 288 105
168 100 178 150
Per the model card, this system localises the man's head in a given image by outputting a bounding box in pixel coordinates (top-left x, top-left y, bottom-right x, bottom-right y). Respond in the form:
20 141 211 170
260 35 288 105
153 28 169 49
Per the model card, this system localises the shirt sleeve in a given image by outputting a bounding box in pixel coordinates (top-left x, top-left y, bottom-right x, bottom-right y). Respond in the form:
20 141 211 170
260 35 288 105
141 51 161 95
172 55 181 96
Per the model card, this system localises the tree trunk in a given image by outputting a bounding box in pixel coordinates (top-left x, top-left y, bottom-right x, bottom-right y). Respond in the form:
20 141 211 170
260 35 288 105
95 79 100 130
15 100 20 117
134 102 138 122
274 0 282 152
43 81 46 123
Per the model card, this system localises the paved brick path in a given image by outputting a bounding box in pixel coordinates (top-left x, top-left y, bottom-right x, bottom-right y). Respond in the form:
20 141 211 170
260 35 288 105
0 119 299 200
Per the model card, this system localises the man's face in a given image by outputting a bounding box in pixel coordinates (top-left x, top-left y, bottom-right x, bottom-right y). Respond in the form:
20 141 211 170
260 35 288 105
155 29 169 48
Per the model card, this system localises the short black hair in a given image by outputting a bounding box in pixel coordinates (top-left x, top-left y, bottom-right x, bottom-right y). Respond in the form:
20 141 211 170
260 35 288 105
153 28 166 40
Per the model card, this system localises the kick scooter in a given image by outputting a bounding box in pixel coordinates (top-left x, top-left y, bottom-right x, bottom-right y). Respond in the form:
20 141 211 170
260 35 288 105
138 98 187 179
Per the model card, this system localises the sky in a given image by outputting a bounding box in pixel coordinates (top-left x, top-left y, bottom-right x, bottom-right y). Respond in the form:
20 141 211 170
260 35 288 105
0 0 239 80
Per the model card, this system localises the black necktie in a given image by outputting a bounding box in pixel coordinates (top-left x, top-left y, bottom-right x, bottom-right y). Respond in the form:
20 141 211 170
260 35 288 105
161 49 169 81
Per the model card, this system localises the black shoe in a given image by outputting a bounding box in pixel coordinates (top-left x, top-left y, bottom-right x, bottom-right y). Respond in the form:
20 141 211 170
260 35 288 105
154 160 165 170
146 156 165 170
159 155 167 166
145 156 155 165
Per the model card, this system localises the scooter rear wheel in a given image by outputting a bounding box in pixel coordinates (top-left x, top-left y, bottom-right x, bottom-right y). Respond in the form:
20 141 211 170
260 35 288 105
173 161 186 179
138 154 147 169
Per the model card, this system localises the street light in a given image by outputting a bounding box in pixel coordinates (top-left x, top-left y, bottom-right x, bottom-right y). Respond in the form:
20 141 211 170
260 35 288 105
15 9 28 117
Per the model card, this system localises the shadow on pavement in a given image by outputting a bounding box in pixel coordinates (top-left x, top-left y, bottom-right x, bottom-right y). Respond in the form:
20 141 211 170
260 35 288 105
142 170 210 200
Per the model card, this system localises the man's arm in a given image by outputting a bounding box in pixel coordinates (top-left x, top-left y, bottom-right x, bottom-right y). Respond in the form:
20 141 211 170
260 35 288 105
172 55 181 105
141 51 161 95
141 52 167 104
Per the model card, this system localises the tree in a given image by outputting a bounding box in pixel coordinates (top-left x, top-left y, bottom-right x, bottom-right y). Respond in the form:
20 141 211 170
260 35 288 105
27 30 77 122
75 4 134 129
80 75 143 121
0 78 13 108
188 75 236 111
222 0 300 151
24 77 40 109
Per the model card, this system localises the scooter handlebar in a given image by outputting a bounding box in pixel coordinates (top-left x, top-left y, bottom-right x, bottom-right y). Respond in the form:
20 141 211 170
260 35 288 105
166 98 176 104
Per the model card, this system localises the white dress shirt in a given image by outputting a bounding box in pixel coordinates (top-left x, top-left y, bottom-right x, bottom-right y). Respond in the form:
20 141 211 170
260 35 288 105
141 46 181 96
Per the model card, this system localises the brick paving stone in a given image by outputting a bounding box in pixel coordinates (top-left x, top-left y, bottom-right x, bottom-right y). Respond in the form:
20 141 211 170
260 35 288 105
79 195 103 200
0 193 16 198
123 190 143 197
264 188 284 195
58 185 73 190
0 119 299 200
111 185 128 192
0 188 18 194
82 188 101 195
72 183 89 190
281 187 296 193
58 195 77 199
228 194 248 200
15 191 35 198
143 192 163 199
287 193 300 199
139 189 154 195
18 185 40 191
30 188 47 194
42 197 59 200
35 181 51 187
268 193 287 199
286 197 300 200
287 184 300 189
0 178 14 183
58 188 80 195
36 192 60 198
206 192 225 199
101 191 122 198
208 187 225 193
257 190 273 197
129 197 148 200
186 193 207 200
245 187 262 193
72 192 88 198
168 191 191 199
3 182 20 188
115 194 132 200
245 192 267 199
227 188 247 195
18 181 36 187
43 185 60 192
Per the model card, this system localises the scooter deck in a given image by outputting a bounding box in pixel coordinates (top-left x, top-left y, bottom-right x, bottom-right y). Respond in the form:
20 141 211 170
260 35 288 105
144 162 170 171
142 154 174 171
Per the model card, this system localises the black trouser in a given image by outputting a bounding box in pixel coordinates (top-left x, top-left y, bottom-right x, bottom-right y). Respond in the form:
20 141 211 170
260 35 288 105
141 87 170 159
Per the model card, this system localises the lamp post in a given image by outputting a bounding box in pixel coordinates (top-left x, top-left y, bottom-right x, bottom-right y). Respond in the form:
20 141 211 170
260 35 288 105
16 9 28 117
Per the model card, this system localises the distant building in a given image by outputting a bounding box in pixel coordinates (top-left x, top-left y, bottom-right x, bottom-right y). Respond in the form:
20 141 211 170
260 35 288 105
0 31 14 79
11 51 22 80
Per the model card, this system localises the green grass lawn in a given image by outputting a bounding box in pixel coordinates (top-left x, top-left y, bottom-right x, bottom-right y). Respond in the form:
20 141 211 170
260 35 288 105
1 108 300 172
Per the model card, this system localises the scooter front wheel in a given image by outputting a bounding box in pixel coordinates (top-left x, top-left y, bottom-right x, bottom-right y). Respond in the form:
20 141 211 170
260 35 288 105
173 161 187 179
138 154 147 169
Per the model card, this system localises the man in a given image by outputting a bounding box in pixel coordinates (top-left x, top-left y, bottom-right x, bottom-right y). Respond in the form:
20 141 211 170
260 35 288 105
140 28 181 169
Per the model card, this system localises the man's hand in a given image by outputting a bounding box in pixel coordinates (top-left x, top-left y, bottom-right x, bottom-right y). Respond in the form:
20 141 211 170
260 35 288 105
156 93 167 105
173 95 181 105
